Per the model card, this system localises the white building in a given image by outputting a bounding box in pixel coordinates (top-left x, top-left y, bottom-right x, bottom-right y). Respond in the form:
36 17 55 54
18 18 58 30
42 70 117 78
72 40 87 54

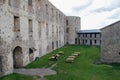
77 30 101 45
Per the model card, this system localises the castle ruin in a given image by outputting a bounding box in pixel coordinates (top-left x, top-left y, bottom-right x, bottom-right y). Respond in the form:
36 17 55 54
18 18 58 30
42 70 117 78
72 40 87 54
0 0 80 76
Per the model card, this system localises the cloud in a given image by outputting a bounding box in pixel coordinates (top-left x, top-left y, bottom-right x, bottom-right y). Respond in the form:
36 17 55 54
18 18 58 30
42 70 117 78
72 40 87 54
48 0 120 30
48 0 93 15
108 8 120 19
72 0 93 11
91 0 120 13
81 12 111 29
48 0 80 14
92 8 117 13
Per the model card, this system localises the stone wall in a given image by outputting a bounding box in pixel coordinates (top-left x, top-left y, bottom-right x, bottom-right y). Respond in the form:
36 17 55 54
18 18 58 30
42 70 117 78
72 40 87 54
101 21 120 63
0 0 80 76
65 16 81 44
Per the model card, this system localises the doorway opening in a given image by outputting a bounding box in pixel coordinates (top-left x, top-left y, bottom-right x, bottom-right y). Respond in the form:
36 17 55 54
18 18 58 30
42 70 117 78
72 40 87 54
29 48 34 62
13 46 23 68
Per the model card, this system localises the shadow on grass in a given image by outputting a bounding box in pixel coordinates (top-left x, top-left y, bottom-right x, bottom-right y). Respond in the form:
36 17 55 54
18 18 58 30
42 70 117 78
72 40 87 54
109 63 120 70
94 59 120 70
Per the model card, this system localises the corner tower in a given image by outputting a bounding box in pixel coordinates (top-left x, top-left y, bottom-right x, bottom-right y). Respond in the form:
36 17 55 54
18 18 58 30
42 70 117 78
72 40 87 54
65 16 81 44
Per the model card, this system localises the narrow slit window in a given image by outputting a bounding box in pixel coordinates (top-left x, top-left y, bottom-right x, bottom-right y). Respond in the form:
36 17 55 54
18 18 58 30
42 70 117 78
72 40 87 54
28 19 33 32
46 4 48 14
0 56 2 72
46 23 48 36
52 8 54 17
52 42 54 49
38 22 41 37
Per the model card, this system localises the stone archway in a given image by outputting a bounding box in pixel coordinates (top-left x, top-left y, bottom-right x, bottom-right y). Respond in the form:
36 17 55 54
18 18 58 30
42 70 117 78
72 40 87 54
13 46 23 68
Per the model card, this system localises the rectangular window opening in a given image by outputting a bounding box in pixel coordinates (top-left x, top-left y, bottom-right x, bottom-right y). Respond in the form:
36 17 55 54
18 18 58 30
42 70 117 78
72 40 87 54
14 16 20 32
37 0 41 9
90 34 92 38
95 40 97 44
52 42 54 49
56 41 58 48
46 4 48 14
28 0 32 6
66 27 69 33
66 20 68 25
8 0 11 6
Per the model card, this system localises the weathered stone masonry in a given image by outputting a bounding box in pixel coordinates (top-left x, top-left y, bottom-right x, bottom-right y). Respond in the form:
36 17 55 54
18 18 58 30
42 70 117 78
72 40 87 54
101 21 120 63
0 0 80 76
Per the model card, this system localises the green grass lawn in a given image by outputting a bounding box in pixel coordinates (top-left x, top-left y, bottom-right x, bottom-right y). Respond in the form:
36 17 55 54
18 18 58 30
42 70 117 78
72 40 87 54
26 45 120 80
1 45 120 80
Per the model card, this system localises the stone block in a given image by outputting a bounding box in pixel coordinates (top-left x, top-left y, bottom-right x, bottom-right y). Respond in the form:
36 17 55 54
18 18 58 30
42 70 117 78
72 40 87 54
68 56 76 59
58 51 64 55
66 58 74 63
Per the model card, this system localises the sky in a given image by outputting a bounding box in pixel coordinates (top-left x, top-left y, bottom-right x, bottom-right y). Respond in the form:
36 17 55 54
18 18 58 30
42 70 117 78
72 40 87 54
48 0 120 30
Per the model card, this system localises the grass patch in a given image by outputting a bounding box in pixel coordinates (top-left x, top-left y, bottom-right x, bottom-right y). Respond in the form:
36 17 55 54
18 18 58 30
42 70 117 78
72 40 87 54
1 45 120 80
0 73 38 80
26 45 120 80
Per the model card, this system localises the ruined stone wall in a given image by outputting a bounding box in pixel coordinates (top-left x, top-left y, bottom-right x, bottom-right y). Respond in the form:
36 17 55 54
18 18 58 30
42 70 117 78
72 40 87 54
101 21 120 63
0 0 66 76
65 16 81 44
35 0 66 55
0 0 34 75
0 1 16 75
0 0 80 76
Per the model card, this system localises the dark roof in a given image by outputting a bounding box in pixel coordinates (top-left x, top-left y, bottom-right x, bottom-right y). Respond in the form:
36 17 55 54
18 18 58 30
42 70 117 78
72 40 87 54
78 29 101 34
101 20 120 30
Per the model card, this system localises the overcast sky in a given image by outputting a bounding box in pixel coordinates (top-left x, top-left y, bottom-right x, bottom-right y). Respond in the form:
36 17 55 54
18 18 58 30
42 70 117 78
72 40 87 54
48 0 120 30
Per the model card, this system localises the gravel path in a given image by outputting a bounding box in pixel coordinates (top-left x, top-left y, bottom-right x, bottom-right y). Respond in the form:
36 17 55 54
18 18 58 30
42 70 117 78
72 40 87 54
14 68 56 80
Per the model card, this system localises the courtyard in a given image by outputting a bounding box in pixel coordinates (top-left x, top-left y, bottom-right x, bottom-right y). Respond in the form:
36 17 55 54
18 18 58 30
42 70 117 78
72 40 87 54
1 45 120 80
